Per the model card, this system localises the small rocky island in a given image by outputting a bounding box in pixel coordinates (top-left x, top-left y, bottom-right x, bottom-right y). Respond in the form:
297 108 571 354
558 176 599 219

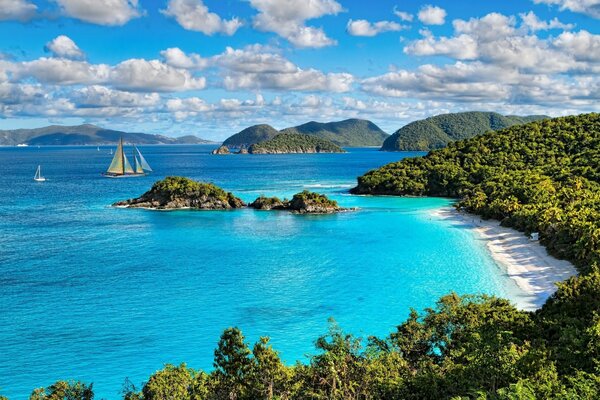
248 133 345 154
212 133 345 155
113 176 245 210
249 191 347 214
114 178 348 214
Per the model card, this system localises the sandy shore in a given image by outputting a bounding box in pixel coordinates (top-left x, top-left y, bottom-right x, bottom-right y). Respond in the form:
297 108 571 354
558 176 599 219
431 207 577 311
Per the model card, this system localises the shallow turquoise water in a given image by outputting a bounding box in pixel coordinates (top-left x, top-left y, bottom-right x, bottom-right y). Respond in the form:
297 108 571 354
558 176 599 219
0 145 521 399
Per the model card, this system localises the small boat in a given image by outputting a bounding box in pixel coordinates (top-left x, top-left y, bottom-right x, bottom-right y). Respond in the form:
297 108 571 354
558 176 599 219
110 149 113 155
104 137 152 178
17 143 28 147
97 147 100 151
34 165 46 182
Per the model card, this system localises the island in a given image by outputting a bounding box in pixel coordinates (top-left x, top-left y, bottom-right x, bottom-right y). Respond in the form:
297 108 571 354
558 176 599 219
211 145 230 155
279 118 389 147
222 124 280 148
113 176 245 210
247 133 345 154
380 111 548 151
250 190 347 214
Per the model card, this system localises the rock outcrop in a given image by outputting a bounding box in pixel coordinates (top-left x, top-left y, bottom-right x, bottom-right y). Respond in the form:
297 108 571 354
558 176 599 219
249 191 346 214
211 145 230 155
113 176 244 210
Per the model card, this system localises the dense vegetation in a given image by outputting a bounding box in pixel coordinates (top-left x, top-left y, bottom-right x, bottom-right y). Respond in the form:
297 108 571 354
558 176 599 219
280 119 389 147
222 124 280 148
250 191 343 213
381 112 548 151
0 124 212 145
10 114 600 399
248 133 345 154
114 177 245 209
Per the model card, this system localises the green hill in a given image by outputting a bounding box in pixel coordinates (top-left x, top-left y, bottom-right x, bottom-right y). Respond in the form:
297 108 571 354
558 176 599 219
248 133 345 154
280 118 389 147
0 124 214 145
381 111 548 151
222 124 279 148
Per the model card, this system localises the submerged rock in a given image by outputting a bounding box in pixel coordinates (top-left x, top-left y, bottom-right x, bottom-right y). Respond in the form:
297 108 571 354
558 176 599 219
113 176 245 210
211 145 230 155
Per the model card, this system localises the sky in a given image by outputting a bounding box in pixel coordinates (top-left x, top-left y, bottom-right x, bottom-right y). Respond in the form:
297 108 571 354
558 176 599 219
0 0 599 140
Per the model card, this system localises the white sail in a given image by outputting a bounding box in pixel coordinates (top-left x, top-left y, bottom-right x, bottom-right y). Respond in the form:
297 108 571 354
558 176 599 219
34 165 45 181
135 146 152 172
134 156 144 174
107 138 125 174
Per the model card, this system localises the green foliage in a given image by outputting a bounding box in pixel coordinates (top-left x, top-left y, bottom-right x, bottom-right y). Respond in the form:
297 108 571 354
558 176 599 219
248 133 345 154
29 381 93 400
280 119 389 147
213 327 253 400
223 124 280 147
381 111 548 151
147 176 244 208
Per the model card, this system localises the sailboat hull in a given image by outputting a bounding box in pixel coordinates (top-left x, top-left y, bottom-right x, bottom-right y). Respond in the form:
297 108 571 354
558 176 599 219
103 173 146 178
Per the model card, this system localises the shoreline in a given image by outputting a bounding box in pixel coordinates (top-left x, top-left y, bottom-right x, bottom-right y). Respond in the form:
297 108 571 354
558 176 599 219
431 207 577 311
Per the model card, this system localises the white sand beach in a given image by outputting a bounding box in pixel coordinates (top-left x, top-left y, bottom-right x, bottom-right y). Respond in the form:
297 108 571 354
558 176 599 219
431 207 578 311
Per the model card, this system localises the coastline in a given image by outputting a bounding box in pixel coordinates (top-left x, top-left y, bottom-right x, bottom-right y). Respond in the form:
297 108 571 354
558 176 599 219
431 206 577 311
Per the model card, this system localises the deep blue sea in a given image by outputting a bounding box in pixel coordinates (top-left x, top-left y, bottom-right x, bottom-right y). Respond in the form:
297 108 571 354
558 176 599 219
0 145 523 399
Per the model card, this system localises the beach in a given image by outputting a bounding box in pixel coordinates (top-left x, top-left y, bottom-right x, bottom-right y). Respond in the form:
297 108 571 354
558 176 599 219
432 207 578 311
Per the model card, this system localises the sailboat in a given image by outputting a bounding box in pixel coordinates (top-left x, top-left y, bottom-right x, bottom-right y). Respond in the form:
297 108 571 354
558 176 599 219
104 137 152 178
34 165 46 182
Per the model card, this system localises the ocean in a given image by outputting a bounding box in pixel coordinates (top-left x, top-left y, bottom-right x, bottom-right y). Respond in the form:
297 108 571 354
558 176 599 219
0 145 523 399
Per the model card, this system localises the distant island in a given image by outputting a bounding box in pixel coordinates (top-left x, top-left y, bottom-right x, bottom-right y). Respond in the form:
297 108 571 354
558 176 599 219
0 124 215 146
280 119 389 147
115 177 347 214
381 111 548 151
247 133 345 154
222 118 389 149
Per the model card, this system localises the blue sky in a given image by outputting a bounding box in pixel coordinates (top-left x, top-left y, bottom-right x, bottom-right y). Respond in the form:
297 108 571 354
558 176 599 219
0 0 599 140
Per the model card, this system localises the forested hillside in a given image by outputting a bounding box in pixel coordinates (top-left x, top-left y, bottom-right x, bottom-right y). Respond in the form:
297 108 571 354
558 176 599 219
381 111 548 151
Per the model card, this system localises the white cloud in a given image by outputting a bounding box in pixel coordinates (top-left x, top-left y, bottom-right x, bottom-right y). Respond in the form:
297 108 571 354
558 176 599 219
393 7 413 22
554 30 600 62
249 0 342 48
160 47 207 70
161 0 242 36
0 0 37 21
532 0 600 19
72 85 160 107
17 58 111 85
520 11 574 31
404 12 590 74
110 59 206 92
418 5 446 25
45 35 85 59
347 19 406 37
54 0 142 25
212 46 353 92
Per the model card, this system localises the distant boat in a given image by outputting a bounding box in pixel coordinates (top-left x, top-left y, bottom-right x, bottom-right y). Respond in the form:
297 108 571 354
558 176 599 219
110 148 113 155
33 165 46 182
97 147 100 151
17 143 28 147
104 137 152 178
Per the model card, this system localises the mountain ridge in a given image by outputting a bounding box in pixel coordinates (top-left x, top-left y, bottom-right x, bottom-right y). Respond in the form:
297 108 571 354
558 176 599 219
0 124 215 145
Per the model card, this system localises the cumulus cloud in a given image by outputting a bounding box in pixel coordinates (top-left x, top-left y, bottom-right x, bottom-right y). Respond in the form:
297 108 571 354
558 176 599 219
393 7 413 22
249 0 342 48
17 58 111 85
532 0 600 19
347 19 406 37
161 0 242 36
211 46 353 92
160 47 207 70
404 12 595 74
110 59 206 92
45 35 85 59
520 11 574 31
418 5 446 25
72 85 160 107
54 0 142 25
0 0 37 21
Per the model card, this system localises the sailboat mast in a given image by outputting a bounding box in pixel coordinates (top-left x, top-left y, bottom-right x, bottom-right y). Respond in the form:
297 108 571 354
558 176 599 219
121 137 125 175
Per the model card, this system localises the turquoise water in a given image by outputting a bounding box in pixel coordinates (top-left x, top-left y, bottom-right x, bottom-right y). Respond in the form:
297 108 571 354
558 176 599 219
0 145 521 399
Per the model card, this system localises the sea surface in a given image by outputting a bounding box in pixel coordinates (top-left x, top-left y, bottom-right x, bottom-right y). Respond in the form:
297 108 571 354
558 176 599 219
0 145 524 399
